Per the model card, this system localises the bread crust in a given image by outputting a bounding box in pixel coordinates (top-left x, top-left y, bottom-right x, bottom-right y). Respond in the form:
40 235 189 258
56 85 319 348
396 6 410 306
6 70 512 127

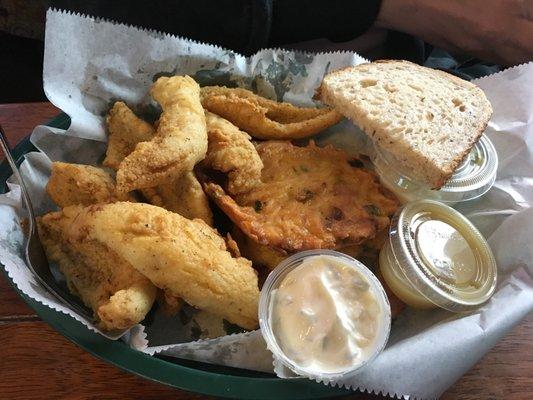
318 60 493 189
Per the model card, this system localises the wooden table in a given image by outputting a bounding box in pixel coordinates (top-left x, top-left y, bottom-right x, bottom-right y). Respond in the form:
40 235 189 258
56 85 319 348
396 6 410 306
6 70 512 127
0 102 531 400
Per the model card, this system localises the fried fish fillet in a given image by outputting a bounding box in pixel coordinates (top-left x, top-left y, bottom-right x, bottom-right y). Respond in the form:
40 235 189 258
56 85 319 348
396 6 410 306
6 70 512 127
140 171 213 225
66 202 259 330
116 76 207 192
46 162 132 208
205 141 399 253
203 112 263 194
201 86 343 139
105 101 213 225
38 207 157 331
103 101 155 170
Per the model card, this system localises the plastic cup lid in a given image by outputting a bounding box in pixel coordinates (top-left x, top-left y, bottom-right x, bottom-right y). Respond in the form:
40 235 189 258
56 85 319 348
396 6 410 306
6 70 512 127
373 134 498 203
439 134 498 200
389 200 498 312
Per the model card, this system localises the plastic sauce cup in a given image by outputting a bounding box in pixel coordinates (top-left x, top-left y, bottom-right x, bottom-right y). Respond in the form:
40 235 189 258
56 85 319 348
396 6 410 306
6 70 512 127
259 250 391 382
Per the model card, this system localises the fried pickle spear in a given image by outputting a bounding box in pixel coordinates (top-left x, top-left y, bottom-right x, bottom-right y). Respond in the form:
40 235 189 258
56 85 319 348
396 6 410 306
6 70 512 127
46 162 132 208
202 112 263 194
105 100 213 225
201 86 343 140
66 202 259 330
205 141 399 253
116 76 207 192
38 207 157 331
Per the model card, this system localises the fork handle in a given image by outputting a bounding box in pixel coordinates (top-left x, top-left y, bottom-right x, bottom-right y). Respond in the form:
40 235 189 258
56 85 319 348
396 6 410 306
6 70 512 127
0 125 37 226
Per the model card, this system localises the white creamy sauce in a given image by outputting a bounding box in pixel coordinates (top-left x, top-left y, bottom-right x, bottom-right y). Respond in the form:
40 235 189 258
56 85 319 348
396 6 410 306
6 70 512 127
269 256 381 374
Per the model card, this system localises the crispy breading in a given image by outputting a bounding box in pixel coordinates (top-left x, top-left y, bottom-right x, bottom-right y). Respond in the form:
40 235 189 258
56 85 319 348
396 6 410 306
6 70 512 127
201 86 343 139
116 76 207 192
234 226 369 271
203 112 263 194
232 227 286 270
104 101 213 225
38 207 157 331
104 101 155 170
141 171 213 225
205 141 399 253
66 202 259 330
157 289 184 316
46 162 132 208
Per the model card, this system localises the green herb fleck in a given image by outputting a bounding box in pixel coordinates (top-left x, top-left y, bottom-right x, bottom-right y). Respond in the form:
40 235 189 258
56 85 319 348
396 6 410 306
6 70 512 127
254 200 263 212
364 204 381 216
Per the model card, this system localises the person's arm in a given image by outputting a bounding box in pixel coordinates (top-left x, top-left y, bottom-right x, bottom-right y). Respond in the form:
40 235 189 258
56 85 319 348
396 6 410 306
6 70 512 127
377 0 533 66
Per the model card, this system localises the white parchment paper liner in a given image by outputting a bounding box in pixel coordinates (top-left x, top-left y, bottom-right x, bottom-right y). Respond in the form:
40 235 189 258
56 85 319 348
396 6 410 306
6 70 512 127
0 9 531 399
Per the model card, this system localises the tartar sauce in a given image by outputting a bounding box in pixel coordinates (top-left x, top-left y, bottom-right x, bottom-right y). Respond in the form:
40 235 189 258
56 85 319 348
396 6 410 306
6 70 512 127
269 255 382 374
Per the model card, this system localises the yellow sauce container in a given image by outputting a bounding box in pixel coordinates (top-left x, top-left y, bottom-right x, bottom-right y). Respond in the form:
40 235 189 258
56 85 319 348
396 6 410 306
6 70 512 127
379 200 497 311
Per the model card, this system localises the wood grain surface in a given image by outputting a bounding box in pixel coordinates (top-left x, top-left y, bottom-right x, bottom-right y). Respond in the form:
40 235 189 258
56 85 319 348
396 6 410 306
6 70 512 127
0 102 531 400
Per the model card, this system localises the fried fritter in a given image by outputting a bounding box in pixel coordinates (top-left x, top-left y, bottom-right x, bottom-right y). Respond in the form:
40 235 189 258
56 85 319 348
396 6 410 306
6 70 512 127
141 171 213 225
201 86 343 139
38 207 157 331
66 202 259 330
205 141 399 253
104 101 213 225
116 76 207 192
46 162 132 208
232 227 286 270
104 101 155 170
203 112 263 194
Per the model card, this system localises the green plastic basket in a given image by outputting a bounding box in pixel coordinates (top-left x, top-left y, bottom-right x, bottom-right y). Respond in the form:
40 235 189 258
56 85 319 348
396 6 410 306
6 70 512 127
0 113 353 400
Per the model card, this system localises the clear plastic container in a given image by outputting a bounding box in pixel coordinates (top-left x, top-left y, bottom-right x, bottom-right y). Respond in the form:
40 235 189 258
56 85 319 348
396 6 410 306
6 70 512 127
379 200 497 312
373 134 498 204
259 250 391 382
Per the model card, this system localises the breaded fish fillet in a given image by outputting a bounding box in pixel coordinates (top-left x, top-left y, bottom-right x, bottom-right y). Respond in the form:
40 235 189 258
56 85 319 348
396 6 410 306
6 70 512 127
103 101 155 170
117 76 207 192
205 141 399 252
141 171 213 225
203 112 263 194
105 101 212 225
38 207 157 331
46 162 132 208
201 86 343 139
66 202 259 330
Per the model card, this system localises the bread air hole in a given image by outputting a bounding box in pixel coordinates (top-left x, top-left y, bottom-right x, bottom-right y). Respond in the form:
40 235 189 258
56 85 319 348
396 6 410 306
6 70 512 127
452 98 466 111
426 112 434 121
360 79 378 88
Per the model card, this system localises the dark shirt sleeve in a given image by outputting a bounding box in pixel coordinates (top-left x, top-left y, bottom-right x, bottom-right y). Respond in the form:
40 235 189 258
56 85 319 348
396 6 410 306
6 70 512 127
270 0 382 46
49 0 382 55
48 0 272 55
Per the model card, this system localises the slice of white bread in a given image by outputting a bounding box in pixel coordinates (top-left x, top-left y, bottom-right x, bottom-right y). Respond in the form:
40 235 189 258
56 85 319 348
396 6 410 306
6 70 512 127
317 60 493 189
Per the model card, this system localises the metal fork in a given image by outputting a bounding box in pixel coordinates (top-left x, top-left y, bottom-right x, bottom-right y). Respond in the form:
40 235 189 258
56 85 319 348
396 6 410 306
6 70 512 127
0 125 93 321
